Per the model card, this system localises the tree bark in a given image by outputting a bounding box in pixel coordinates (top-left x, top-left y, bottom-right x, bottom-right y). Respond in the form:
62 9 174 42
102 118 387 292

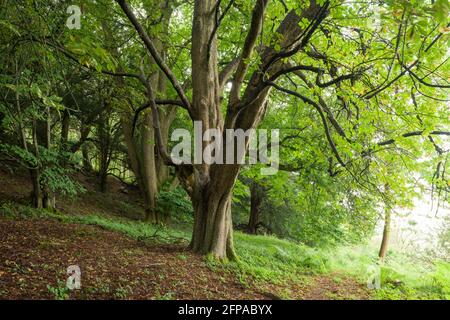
30 119 43 208
248 182 263 234
36 107 55 209
188 0 321 259
121 110 160 223
190 165 240 260
15 79 42 209
156 106 177 189
61 109 70 147
97 112 111 193
141 111 159 222
188 0 234 259
378 205 391 262
101 9 174 222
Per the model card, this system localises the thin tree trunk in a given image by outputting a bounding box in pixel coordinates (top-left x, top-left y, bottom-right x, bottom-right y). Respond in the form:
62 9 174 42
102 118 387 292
98 143 109 192
36 107 55 209
31 119 43 208
248 183 263 234
97 108 111 192
378 206 391 262
14 59 43 208
61 110 70 147
121 115 159 222
101 17 171 223
156 106 176 189
81 143 93 172
141 111 159 222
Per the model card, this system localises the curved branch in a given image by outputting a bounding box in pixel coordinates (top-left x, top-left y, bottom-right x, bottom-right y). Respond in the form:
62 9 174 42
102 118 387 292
131 99 185 137
266 80 346 168
377 130 450 147
116 0 192 111
262 1 330 75
408 69 450 88
142 80 174 166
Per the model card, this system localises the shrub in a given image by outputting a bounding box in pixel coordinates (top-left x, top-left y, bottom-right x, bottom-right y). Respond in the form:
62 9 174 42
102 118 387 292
156 186 193 223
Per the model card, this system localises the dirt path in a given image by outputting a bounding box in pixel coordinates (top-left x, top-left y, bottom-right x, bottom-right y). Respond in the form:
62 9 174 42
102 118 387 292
0 218 265 299
298 275 371 300
0 217 371 300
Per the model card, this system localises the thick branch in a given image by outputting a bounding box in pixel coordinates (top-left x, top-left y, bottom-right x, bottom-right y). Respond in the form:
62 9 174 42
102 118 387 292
229 0 269 105
219 57 240 92
228 1 330 130
142 79 175 166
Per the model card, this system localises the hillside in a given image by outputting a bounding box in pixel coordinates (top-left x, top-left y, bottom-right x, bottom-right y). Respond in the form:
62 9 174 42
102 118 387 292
0 168 371 300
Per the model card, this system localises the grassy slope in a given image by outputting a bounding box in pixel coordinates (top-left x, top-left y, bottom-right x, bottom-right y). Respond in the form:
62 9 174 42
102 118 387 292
1 200 448 300
0 169 448 300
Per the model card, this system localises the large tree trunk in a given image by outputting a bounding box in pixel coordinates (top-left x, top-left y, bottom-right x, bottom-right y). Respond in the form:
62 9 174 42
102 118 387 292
191 192 235 259
188 0 313 259
190 165 240 260
188 0 232 259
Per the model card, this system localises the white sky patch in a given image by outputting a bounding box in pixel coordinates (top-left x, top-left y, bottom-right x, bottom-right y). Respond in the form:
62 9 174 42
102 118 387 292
374 195 449 253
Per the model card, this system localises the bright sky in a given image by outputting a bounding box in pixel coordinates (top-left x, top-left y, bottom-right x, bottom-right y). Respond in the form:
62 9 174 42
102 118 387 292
374 196 449 252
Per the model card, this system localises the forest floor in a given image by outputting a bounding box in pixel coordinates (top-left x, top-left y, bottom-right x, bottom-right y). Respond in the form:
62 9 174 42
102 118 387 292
0 168 372 300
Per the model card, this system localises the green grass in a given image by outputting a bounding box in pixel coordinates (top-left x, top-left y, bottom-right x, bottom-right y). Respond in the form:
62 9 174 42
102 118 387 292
230 232 329 284
319 243 450 299
1 201 448 300
0 201 190 244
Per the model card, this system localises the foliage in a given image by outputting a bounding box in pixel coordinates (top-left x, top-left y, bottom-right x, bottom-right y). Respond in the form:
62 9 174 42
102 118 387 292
324 242 450 300
47 281 70 300
157 186 193 223
0 202 190 244
0 143 85 197
432 262 450 299
230 232 329 283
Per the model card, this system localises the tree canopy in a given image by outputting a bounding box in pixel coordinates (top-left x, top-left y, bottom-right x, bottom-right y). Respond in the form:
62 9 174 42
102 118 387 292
0 0 449 260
